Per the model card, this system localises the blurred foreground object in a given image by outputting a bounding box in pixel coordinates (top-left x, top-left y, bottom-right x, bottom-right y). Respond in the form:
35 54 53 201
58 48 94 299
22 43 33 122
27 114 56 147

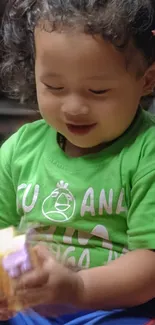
0 227 38 312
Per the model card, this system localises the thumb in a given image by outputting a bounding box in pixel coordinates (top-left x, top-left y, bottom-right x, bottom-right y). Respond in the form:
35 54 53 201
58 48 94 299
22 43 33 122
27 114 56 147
33 244 52 262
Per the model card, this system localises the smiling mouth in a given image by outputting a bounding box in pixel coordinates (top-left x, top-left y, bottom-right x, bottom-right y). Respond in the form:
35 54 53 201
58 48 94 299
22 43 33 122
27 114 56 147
66 123 97 135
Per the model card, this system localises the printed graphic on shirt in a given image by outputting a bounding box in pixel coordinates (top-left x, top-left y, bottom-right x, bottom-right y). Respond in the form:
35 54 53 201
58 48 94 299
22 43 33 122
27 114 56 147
17 180 128 268
42 181 76 222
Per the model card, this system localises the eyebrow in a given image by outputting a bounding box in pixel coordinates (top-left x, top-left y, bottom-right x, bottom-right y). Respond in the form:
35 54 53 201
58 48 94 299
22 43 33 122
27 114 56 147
86 75 111 81
40 73 62 78
41 73 110 81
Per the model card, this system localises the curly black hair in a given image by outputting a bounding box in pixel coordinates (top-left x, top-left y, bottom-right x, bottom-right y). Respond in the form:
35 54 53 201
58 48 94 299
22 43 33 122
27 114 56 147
1 0 155 105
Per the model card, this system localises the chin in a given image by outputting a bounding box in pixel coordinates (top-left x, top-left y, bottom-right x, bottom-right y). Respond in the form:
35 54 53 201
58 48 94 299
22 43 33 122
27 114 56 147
68 137 103 149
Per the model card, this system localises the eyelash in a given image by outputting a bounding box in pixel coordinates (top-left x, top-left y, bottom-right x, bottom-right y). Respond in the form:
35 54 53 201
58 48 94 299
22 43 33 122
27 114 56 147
89 89 109 95
46 85 64 91
44 85 109 95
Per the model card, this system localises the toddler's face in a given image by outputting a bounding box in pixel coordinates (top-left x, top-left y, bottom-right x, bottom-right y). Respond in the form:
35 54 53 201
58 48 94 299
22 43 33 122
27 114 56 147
35 29 145 149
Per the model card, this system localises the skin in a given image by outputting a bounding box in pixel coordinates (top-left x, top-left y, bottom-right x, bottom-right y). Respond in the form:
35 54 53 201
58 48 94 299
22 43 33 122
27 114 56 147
35 29 148 155
2 29 155 317
13 246 155 311
0 299 14 320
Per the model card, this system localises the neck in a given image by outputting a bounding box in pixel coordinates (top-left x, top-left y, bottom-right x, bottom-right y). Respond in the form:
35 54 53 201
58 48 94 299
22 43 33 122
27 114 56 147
65 140 108 157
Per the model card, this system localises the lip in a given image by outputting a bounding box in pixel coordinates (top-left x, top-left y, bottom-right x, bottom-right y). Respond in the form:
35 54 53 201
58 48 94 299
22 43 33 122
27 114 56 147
66 123 97 135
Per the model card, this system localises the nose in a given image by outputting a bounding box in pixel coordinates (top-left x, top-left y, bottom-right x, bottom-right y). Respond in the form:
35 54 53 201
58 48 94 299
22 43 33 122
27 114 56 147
61 94 89 117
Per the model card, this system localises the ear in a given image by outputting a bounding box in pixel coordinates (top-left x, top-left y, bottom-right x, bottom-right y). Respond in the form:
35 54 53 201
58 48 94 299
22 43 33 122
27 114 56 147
142 63 155 96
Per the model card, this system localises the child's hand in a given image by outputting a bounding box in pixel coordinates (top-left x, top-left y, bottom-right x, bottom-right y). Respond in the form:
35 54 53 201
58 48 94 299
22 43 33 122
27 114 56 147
0 297 15 320
14 245 83 309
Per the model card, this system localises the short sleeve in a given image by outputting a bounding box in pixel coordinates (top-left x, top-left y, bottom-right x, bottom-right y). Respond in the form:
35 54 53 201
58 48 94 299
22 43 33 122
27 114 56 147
0 134 20 228
127 159 155 250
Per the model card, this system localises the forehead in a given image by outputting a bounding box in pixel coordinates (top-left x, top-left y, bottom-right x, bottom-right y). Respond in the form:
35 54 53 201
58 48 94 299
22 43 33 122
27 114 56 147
34 28 128 79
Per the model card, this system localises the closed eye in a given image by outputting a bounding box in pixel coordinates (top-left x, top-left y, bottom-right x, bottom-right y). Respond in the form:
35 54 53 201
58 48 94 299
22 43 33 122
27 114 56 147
44 84 64 91
89 89 109 95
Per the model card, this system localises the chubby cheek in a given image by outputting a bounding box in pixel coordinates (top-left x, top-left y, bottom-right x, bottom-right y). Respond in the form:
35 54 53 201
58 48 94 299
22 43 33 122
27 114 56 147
108 105 136 135
37 88 61 126
95 94 138 140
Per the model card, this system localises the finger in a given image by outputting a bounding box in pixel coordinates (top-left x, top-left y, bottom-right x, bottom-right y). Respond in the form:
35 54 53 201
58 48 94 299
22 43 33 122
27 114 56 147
17 287 50 308
0 300 8 308
0 309 14 321
34 245 52 262
15 268 48 290
33 304 79 317
0 299 14 321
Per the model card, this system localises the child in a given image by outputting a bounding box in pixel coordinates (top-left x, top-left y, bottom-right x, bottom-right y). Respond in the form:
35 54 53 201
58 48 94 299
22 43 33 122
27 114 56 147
1 0 155 324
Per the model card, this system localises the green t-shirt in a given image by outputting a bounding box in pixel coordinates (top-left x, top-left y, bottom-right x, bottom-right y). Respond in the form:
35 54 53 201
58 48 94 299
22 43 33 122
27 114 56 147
1 109 155 269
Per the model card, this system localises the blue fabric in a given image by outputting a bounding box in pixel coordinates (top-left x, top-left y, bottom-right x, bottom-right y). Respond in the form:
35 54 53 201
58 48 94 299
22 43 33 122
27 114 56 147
0 308 153 325
1 300 155 325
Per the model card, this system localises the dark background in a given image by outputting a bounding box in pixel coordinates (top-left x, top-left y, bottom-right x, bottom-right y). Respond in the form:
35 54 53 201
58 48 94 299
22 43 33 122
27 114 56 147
0 0 40 144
